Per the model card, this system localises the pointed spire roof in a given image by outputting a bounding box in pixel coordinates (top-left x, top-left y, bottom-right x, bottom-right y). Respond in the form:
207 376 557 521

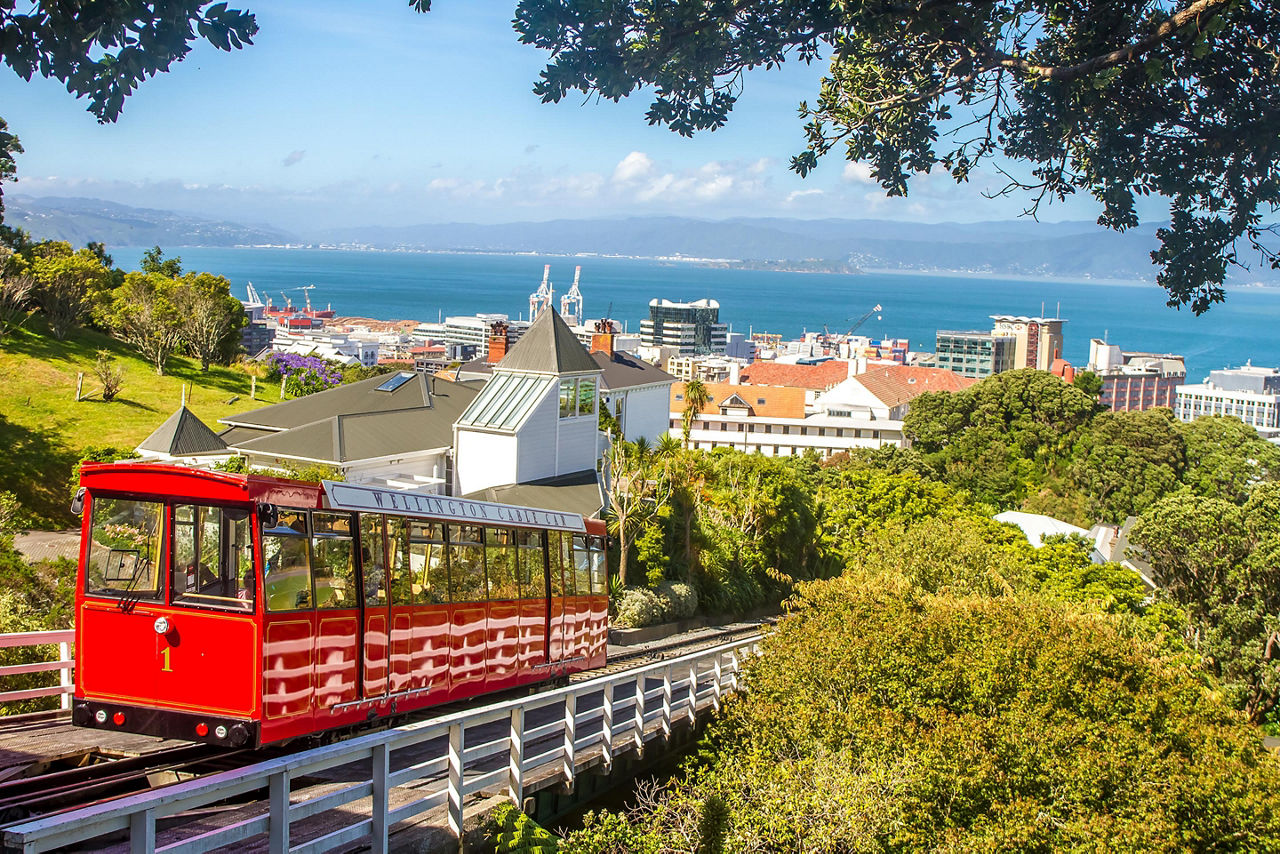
497 308 599 375
137 407 228 457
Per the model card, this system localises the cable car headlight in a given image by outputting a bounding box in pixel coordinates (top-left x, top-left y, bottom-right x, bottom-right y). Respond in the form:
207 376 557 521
215 725 228 739
153 616 172 635
94 710 107 724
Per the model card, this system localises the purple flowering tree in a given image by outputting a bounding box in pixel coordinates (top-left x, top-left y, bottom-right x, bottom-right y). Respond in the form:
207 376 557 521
264 353 342 397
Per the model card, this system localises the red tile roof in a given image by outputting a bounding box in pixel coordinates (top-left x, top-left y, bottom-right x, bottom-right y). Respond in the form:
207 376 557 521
852 365 978 408
739 360 850 391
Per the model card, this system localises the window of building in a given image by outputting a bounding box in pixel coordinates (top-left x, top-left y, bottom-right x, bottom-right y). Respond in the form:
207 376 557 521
559 379 576 418
577 378 597 416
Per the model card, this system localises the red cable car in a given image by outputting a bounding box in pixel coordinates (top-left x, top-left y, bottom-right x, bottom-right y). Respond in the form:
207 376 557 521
69 463 608 747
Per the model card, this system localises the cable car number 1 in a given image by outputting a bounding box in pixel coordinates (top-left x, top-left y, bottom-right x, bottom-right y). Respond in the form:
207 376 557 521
160 647 173 672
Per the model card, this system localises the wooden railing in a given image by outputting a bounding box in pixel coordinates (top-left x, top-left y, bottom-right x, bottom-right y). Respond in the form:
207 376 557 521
0 630 75 710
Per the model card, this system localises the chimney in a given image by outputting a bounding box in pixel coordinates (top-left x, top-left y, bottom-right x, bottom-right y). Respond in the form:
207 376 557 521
487 320 510 364
728 360 741 385
590 317 614 357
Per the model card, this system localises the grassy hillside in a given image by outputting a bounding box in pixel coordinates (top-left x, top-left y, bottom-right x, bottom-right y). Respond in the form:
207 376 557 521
0 319 271 526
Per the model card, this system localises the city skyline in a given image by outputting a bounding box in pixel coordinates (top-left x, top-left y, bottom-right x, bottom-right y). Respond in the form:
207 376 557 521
0 2 1166 233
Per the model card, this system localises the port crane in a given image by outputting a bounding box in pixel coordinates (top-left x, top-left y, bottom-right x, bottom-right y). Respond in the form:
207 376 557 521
845 304 883 336
276 285 316 312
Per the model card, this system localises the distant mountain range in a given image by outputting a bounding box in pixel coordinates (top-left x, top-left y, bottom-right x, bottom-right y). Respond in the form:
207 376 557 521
7 195 1276 283
5 196 295 248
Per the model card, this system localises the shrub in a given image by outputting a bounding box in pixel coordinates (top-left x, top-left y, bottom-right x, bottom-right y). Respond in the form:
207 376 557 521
93 349 124 401
657 581 698 620
614 587 668 628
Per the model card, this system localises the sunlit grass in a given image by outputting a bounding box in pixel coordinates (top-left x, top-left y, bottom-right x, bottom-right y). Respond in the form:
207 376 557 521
0 317 271 525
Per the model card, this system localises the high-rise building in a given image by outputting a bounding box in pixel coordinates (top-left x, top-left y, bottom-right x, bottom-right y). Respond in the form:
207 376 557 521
934 330 1016 379
1175 364 1280 436
1087 339 1186 411
989 315 1066 371
639 298 728 355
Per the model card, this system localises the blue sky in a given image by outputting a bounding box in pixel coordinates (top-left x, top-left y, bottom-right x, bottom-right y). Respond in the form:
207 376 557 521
0 2 1144 233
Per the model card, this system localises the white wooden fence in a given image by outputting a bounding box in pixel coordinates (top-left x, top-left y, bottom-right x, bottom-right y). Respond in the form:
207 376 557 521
0 630 74 709
4 635 760 854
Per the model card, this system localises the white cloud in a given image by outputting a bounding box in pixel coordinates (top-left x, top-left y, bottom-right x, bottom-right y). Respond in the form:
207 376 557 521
843 161 875 184
612 151 654 184
785 189 824 205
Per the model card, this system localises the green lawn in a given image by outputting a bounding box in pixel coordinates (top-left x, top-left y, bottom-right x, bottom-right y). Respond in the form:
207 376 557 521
0 319 272 526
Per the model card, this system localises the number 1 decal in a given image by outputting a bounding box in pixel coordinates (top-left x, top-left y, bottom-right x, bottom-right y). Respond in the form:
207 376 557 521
160 646 172 672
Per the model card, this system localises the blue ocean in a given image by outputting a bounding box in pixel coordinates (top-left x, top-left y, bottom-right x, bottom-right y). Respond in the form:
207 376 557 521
118 247 1279 381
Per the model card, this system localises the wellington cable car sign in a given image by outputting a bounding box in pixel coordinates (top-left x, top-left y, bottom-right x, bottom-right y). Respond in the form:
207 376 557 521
321 481 587 533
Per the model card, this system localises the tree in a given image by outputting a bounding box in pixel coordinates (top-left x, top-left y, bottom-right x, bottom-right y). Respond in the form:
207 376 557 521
606 437 672 586
26 242 113 339
1072 369 1103 400
175 271 246 370
514 0 1280 312
140 246 183 278
563 571 1280 851
0 271 32 339
1179 416 1280 503
680 378 710 448
1070 408 1186 523
0 117 19 234
107 272 183 375
1131 487 1280 722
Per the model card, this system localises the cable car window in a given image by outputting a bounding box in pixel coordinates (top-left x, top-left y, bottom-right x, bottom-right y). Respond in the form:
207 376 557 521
447 524 487 602
386 517 413 606
172 504 254 610
515 529 544 599
589 536 607 595
263 510 312 611
572 535 591 596
359 514 387 607
408 521 449 604
547 531 565 597
486 528 519 600
85 497 164 600
311 512 357 609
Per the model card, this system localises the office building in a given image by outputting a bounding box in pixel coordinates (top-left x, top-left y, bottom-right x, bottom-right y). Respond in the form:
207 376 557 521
1175 363 1280 436
1087 339 1186 411
990 315 1066 371
934 330 1016 379
639 298 728 355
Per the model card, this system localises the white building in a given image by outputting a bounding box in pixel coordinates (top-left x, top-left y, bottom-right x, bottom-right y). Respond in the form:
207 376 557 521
1175 363 1280 436
271 328 380 367
668 364 977 458
591 332 676 444
453 309 604 497
419 314 530 360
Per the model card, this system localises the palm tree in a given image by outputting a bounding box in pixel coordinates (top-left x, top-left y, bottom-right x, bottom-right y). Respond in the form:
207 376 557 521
681 378 710 449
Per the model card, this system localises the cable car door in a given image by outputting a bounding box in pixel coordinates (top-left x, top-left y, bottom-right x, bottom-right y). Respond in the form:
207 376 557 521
358 515 391 698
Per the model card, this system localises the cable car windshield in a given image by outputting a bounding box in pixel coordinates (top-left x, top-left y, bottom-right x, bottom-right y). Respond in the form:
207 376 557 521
85 497 164 600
